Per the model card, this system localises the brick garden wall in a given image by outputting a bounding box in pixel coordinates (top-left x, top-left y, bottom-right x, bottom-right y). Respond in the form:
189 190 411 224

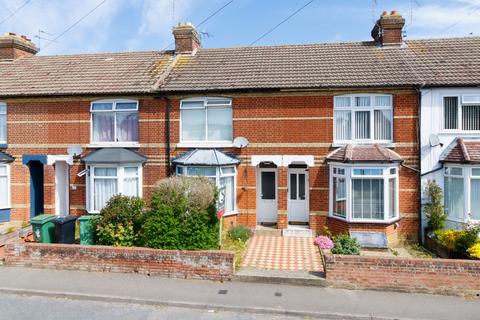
324 253 480 296
4 243 235 281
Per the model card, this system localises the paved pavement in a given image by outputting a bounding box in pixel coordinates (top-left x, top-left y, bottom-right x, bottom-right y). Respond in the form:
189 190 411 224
0 266 479 320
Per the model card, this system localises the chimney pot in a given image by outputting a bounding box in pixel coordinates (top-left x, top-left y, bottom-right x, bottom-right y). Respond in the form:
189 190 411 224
371 10 405 46
172 22 201 53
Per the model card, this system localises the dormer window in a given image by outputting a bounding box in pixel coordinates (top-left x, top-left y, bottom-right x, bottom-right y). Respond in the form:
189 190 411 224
334 94 393 144
91 100 138 144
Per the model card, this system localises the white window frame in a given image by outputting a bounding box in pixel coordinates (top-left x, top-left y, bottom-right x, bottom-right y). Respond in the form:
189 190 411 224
329 164 399 223
176 165 237 216
0 102 6 145
89 99 139 147
178 97 233 148
444 165 480 223
0 163 10 209
442 94 480 132
333 94 393 145
86 163 143 213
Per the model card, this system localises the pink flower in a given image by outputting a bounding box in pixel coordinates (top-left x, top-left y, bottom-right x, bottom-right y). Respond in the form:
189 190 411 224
314 235 334 250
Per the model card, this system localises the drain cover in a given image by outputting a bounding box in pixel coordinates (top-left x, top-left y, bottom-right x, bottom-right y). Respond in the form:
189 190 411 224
218 290 228 295
274 292 282 297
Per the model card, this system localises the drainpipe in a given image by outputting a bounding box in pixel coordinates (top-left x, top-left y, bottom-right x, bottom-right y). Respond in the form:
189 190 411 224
165 96 172 176
415 84 424 243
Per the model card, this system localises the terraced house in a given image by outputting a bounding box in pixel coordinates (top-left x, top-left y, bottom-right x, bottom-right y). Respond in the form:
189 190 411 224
0 11 479 245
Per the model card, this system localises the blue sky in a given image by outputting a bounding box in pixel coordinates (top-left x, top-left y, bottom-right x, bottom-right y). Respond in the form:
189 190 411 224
1 0 480 55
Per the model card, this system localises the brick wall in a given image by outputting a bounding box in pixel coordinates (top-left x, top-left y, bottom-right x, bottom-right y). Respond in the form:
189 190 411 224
4 242 235 281
324 254 480 296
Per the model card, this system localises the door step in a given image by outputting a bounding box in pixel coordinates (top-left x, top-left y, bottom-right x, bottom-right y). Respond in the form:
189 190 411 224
282 228 313 238
255 226 282 237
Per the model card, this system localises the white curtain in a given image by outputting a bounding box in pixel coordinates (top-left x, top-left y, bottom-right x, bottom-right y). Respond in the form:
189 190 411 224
220 176 235 213
93 168 118 211
389 178 396 219
123 167 139 197
0 166 7 207
471 179 480 220
116 112 138 142
445 176 464 220
355 111 370 139
444 97 458 130
375 96 392 107
374 110 392 140
182 109 206 141
93 113 114 142
352 179 384 220
355 96 371 107
335 97 350 107
334 110 351 140
333 177 346 218
207 107 232 141
462 105 480 131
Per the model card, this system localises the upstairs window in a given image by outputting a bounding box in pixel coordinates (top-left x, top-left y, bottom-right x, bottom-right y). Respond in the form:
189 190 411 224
334 95 393 143
0 103 6 144
180 98 232 143
91 100 138 143
443 95 480 131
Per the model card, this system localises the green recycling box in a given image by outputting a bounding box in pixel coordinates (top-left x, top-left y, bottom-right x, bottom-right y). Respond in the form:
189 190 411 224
31 214 56 243
79 215 97 245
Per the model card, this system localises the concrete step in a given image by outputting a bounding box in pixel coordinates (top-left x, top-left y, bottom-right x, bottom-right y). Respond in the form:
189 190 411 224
235 268 327 287
255 226 282 237
282 228 313 238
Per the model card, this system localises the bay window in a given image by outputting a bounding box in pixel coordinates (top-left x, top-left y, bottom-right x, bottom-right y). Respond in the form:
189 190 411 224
444 166 480 222
330 165 398 222
443 95 480 131
91 100 138 144
180 98 232 144
88 165 142 212
334 94 393 144
176 165 237 215
0 103 6 144
0 164 10 208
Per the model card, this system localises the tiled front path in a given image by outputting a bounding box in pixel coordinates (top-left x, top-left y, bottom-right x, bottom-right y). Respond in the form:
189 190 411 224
241 235 323 272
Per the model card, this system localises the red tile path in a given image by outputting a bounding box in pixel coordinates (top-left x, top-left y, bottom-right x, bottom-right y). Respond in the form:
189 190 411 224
241 235 323 272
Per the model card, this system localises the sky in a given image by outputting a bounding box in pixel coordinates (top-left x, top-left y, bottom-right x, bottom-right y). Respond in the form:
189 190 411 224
1 0 480 56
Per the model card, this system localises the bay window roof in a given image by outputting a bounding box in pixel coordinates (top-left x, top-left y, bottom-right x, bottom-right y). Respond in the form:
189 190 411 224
441 138 480 164
0 151 14 163
172 149 240 166
82 148 147 164
326 144 402 163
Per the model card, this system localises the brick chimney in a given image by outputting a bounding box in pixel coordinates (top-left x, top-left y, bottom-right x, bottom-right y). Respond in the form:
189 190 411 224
371 11 405 46
172 22 201 53
0 32 39 60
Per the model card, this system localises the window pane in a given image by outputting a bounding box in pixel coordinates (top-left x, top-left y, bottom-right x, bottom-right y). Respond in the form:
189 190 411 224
462 105 480 131
116 112 138 142
335 97 350 107
261 172 275 200
220 176 235 213
0 175 7 207
0 166 6 175
92 112 114 142
115 102 137 110
207 107 232 141
124 167 138 176
299 174 306 200
221 167 235 175
181 101 205 109
444 176 464 220
182 109 206 141
355 96 371 107
389 178 396 219
94 178 117 211
206 99 231 107
471 179 480 220
176 166 184 175
124 177 139 197
186 166 216 176
333 177 346 218
444 97 458 130
353 168 383 176
445 167 463 176
355 111 370 139
334 110 351 140
352 179 384 220
0 105 5 113
472 168 480 176
92 103 113 111
290 174 297 200
375 96 392 107
374 109 392 140
94 167 117 177
0 114 5 142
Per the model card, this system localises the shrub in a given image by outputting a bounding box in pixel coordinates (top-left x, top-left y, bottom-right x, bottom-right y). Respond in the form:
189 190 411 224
227 225 252 243
455 224 480 254
314 235 334 250
331 234 361 255
142 176 219 250
423 180 447 232
467 243 480 259
434 229 463 251
96 195 146 247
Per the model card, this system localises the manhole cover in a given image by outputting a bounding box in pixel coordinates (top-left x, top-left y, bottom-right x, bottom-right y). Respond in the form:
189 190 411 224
218 290 228 295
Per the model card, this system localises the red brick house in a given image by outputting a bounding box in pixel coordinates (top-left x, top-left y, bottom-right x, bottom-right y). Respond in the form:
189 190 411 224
1 11 476 244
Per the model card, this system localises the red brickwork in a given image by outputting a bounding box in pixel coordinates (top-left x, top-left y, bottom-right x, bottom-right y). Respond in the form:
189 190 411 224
4 242 234 281
324 254 480 296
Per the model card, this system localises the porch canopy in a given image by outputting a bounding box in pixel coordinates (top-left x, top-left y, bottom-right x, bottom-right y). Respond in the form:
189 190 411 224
326 144 403 163
81 148 147 164
172 149 240 166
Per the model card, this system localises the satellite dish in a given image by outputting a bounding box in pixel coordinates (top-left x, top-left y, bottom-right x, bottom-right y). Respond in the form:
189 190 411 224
233 137 249 148
67 145 83 157
429 134 443 147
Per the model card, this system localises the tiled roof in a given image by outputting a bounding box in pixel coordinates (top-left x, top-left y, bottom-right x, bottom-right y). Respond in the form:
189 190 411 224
0 51 174 97
441 138 480 164
326 144 403 163
172 149 240 166
0 150 15 162
81 148 148 164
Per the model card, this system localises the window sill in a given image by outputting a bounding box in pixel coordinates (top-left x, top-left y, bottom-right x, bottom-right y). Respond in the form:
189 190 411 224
88 142 140 148
332 142 395 148
0 143 7 149
438 131 480 135
176 142 234 149
329 214 400 224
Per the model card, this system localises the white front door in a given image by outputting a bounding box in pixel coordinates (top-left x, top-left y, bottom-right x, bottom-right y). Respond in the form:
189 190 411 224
287 168 309 223
257 168 277 223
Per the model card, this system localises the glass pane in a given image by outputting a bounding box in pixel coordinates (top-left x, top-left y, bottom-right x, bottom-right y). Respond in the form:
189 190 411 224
352 179 384 220
353 168 383 176
355 111 370 139
181 100 205 108
94 178 117 211
0 104 5 113
0 114 5 142
299 174 306 200
0 176 7 207
389 178 396 219
261 171 275 200
115 102 137 110
375 95 392 107
94 167 117 177
220 176 235 213
444 97 458 130
176 166 184 175
92 103 113 111
116 112 138 142
374 110 392 140
335 96 350 107
444 176 464 220
124 177 139 197
355 96 371 107
445 167 463 176
182 109 206 141
390 168 396 175
124 167 138 176
92 112 114 142
334 110 351 140
207 107 232 141
462 105 480 131
186 166 216 177
472 168 480 176
333 177 346 218
352 179 362 219
206 99 231 107
221 167 235 175
290 174 297 200
471 179 480 220
0 166 6 175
